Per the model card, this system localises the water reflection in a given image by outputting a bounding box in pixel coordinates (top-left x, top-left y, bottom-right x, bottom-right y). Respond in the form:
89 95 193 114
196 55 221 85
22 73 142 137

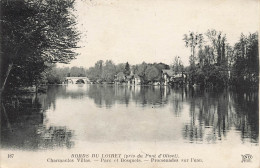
86 85 170 108
1 85 258 150
1 93 74 150
181 89 258 144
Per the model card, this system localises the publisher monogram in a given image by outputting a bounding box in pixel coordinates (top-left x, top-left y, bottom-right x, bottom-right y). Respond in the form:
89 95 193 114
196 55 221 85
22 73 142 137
241 154 253 163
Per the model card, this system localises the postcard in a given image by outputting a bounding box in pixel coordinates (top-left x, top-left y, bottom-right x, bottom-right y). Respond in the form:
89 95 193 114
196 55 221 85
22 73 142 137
1 0 259 168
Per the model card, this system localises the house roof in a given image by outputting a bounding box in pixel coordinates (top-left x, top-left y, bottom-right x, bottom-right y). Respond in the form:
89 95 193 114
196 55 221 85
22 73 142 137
134 74 141 78
126 75 133 79
162 69 175 77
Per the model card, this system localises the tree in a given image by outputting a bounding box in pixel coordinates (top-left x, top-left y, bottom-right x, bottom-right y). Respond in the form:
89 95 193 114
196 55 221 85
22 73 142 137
206 29 227 65
115 63 125 74
86 67 97 81
136 62 147 78
0 0 79 93
172 56 183 73
86 60 103 82
225 44 234 69
145 65 160 82
183 32 203 84
124 62 130 75
131 65 138 74
124 62 131 75
183 32 204 66
70 66 86 77
154 62 170 71
232 32 258 87
102 60 116 82
116 72 125 83
46 65 62 84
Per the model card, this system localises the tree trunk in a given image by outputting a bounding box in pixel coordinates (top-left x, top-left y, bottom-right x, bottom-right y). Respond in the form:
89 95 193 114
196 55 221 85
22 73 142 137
2 102 13 131
1 62 13 95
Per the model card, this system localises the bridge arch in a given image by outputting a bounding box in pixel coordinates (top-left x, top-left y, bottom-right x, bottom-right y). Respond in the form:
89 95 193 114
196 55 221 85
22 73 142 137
76 79 85 84
65 77 90 84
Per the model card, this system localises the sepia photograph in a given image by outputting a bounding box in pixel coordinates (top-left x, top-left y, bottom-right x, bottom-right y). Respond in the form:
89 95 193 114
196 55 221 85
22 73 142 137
0 0 259 168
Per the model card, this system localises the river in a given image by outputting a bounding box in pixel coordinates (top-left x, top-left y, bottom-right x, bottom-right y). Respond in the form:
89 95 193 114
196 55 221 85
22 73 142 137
1 85 258 151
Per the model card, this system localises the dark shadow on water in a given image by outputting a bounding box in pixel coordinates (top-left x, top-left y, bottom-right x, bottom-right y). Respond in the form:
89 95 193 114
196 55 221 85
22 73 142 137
1 93 74 150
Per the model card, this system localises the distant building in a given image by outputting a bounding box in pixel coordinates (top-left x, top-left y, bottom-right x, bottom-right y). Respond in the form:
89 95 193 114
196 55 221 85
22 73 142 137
162 69 175 85
114 72 126 84
134 74 141 85
125 74 134 85
162 69 186 85
115 71 141 85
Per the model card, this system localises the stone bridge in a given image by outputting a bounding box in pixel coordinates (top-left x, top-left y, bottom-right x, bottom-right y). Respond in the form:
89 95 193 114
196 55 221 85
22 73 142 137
65 77 90 84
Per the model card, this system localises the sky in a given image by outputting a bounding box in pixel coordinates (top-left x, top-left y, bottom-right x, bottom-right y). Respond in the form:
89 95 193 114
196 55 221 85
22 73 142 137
58 0 259 68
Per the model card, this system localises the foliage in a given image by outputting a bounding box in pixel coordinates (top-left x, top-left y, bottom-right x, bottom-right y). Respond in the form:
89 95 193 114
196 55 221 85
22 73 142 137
183 29 258 88
116 63 125 74
102 60 116 82
183 32 204 84
86 60 103 81
145 65 160 82
0 0 79 92
45 66 87 84
70 67 86 77
172 56 184 73
116 72 125 83
154 62 170 72
84 61 170 83
135 62 148 78
183 32 204 66
124 62 130 76
205 30 227 65
231 33 259 87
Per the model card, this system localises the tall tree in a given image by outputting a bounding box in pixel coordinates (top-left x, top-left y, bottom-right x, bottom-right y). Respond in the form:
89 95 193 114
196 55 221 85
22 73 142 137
94 60 103 80
206 29 227 65
0 0 79 93
183 32 203 84
183 32 204 66
232 32 258 87
124 62 130 75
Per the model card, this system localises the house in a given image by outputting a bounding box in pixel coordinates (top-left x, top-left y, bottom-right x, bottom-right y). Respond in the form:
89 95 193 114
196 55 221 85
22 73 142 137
125 75 134 85
114 71 143 85
134 74 141 85
115 72 126 84
162 69 186 85
162 69 175 85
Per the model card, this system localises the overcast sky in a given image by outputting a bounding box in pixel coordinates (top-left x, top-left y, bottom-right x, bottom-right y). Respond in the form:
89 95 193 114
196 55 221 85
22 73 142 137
58 0 259 68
